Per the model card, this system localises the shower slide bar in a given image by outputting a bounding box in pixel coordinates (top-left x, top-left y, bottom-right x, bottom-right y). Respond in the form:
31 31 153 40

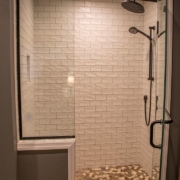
150 108 173 149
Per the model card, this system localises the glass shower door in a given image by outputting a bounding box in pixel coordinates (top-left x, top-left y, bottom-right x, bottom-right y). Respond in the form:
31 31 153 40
152 0 170 179
17 0 76 139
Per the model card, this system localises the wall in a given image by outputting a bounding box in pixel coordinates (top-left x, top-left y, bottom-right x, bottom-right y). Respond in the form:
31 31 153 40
18 150 68 180
0 0 17 180
33 0 75 137
167 0 180 178
140 1 157 175
73 0 144 168
20 0 35 136
33 0 144 168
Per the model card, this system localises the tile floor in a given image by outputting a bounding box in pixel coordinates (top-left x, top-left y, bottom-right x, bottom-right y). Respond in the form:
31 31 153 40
76 165 159 180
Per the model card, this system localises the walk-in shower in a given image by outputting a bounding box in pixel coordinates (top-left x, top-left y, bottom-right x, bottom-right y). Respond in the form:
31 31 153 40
16 0 170 179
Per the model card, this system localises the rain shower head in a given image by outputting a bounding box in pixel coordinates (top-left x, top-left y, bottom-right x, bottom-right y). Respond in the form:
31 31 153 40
129 27 139 34
121 0 145 13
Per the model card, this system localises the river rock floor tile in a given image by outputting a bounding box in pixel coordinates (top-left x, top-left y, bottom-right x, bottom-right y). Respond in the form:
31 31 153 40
151 166 159 180
76 165 151 180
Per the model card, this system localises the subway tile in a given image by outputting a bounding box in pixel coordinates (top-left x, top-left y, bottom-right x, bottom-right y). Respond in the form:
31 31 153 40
50 12 61 17
37 0 49 5
44 18 56 24
34 6 44 12
38 12 49 17
44 6 55 12
62 12 74 18
78 7 90 13
31 0 154 170
50 0 61 5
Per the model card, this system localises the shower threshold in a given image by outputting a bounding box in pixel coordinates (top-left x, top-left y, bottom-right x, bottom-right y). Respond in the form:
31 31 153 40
76 165 159 180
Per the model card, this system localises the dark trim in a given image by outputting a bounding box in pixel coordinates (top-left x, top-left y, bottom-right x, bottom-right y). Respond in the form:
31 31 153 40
20 136 76 140
0 0 17 179
158 0 173 179
16 0 75 140
16 0 23 139
159 0 169 178
144 0 158 2
166 0 180 178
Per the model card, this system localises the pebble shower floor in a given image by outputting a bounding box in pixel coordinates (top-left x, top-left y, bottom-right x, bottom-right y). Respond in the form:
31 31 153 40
76 165 159 180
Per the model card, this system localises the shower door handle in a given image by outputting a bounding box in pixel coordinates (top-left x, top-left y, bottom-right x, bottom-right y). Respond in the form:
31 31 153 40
150 109 173 149
150 120 162 149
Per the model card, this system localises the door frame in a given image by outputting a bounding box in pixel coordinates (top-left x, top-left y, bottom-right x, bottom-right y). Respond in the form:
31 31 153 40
160 0 173 179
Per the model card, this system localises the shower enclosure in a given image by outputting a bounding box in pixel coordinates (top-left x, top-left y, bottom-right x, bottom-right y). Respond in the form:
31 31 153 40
17 0 171 179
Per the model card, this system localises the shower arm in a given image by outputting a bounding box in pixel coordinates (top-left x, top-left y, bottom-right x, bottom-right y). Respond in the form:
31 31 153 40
138 30 152 40
158 30 166 38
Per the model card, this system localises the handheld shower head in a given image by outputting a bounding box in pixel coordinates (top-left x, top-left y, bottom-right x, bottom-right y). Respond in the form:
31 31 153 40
129 27 139 34
129 27 151 40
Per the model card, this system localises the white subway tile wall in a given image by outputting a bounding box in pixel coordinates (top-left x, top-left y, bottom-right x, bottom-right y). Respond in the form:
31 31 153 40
20 0 35 136
34 0 145 167
34 0 75 137
76 0 144 168
141 2 158 176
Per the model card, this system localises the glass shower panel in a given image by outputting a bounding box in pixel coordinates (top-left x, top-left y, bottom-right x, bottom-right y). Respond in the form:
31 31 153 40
18 0 75 138
152 0 168 179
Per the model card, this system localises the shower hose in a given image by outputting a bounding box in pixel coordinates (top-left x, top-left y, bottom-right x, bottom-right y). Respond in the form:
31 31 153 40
144 80 153 126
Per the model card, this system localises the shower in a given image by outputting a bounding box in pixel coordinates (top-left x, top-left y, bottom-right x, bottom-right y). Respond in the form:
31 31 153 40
129 26 155 126
16 0 170 179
